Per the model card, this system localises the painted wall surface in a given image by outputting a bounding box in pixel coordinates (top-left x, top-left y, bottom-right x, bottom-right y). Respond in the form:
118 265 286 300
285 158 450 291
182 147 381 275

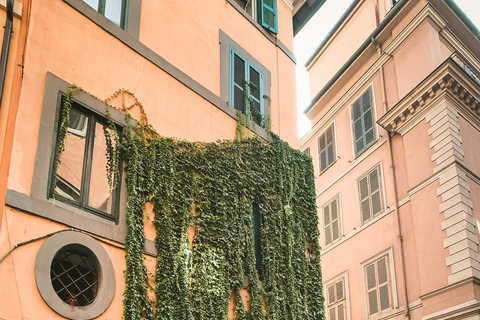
0 0 300 319
301 0 480 318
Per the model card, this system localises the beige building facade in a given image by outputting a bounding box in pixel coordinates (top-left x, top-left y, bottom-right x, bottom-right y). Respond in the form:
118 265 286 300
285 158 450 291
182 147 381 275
300 0 480 319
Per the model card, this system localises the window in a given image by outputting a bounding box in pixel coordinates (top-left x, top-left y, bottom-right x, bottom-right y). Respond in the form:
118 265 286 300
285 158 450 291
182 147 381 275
364 254 392 317
35 231 116 319
352 88 375 156
358 165 383 224
231 0 278 33
327 278 346 320
82 0 127 28
303 147 310 156
318 124 336 173
230 47 265 127
50 96 122 222
323 197 341 246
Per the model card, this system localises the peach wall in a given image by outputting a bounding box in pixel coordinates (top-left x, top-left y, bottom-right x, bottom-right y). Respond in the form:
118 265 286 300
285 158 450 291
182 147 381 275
0 207 150 320
308 0 377 98
7 0 297 194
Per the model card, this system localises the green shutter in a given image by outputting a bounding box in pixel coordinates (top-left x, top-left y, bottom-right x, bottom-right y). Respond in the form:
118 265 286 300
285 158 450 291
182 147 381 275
257 0 277 33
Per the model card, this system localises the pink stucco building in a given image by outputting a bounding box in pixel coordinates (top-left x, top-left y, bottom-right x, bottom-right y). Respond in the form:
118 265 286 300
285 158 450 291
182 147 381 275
300 0 480 319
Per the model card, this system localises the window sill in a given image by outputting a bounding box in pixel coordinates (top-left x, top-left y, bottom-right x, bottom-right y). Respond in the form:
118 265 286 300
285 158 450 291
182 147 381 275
354 139 378 160
318 160 337 177
368 307 405 320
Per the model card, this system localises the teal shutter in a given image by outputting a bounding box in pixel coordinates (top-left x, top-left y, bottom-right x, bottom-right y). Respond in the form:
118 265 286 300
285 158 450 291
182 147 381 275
352 88 375 156
257 0 277 34
252 203 263 280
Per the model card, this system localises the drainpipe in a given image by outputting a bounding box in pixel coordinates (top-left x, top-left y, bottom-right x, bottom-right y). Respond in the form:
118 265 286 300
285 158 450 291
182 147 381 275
373 37 410 319
0 0 14 110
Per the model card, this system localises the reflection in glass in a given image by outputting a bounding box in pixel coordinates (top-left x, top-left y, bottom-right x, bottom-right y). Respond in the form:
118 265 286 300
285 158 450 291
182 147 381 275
55 109 88 202
88 122 114 214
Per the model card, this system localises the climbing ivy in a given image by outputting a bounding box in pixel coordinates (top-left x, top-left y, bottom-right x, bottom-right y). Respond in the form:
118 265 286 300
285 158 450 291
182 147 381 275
61 86 324 320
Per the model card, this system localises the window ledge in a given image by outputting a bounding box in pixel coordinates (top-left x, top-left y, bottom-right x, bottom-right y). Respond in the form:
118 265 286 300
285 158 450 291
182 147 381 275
318 160 337 177
368 307 405 320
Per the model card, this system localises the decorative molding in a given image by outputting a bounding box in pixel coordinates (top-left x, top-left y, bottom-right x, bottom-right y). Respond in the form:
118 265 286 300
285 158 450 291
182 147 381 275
378 59 480 136
422 299 480 320
419 276 480 300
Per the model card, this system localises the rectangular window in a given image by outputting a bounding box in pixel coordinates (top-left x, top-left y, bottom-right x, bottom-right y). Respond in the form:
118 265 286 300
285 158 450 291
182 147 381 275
231 0 277 34
318 124 336 173
323 197 341 246
230 47 265 127
83 0 127 28
303 147 310 156
327 278 346 320
50 96 122 221
358 166 383 224
364 254 392 317
352 88 375 156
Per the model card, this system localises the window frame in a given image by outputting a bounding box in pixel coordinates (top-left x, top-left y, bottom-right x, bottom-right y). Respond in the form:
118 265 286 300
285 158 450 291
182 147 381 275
317 122 337 174
48 96 123 222
356 164 385 226
350 86 377 158
322 195 342 247
360 249 398 318
82 0 128 29
325 272 350 320
229 46 265 126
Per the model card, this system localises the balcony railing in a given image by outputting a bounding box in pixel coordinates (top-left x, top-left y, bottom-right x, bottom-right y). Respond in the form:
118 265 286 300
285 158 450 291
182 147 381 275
451 52 480 87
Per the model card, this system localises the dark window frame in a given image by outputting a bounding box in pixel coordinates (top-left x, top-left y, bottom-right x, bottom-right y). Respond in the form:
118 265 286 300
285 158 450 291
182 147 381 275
48 94 123 222
83 0 128 29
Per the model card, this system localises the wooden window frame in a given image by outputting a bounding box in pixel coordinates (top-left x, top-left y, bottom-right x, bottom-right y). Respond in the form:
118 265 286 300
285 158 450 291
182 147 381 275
357 165 383 225
317 123 336 174
322 196 341 247
49 94 123 222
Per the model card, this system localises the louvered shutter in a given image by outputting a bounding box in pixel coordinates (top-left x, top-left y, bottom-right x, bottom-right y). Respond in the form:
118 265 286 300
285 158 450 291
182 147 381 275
370 168 382 215
319 124 336 173
249 65 263 126
231 50 246 113
326 126 335 165
359 176 371 223
329 307 336 320
328 284 335 305
352 88 375 156
257 0 277 33
324 205 332 246
336 279 344 300
377 258 390 311
331 199 339 242
337 303 345 320
319 133 327 171
366 264 378 315
252 203 263 280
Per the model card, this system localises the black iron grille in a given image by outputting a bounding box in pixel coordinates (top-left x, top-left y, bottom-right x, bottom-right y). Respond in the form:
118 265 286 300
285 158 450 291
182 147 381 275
50 249 98 306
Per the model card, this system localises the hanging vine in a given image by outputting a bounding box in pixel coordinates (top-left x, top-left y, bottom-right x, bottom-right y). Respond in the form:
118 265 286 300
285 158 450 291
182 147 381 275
60 86 324 320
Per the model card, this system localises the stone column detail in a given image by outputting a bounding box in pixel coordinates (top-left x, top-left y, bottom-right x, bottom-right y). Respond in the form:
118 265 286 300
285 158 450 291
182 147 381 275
426 102 480 284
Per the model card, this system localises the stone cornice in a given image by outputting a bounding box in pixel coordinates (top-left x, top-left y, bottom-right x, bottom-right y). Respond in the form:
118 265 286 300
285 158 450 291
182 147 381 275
377 59 480 136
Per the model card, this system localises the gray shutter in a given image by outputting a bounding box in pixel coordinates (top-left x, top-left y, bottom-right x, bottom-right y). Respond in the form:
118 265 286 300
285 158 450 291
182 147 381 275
366 264 376 290
368 290 378 315
352 99 364 154
326 126 335 165
337 303 345 320
377 257 390 310
331 200 339 241
328 284 335 305
336 279 343 300
370 168 382 215
359 176 371 222
362 89 375 146
319 133 327 172
324 206 332 245
329 307 336 320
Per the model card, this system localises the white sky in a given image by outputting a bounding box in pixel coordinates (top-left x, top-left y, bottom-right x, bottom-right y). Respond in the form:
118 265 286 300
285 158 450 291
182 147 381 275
293 0 480 138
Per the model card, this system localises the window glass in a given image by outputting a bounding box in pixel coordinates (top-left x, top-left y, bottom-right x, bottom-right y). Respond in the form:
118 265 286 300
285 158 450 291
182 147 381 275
83 0 125 28
51 99 121 221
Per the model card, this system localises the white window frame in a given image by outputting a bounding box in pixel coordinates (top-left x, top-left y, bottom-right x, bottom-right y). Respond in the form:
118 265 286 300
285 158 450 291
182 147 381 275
233 0 258 20
355 162 386 226
349 85 378 159
359 248 398 319
325 271 351 320
321 194 342 247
